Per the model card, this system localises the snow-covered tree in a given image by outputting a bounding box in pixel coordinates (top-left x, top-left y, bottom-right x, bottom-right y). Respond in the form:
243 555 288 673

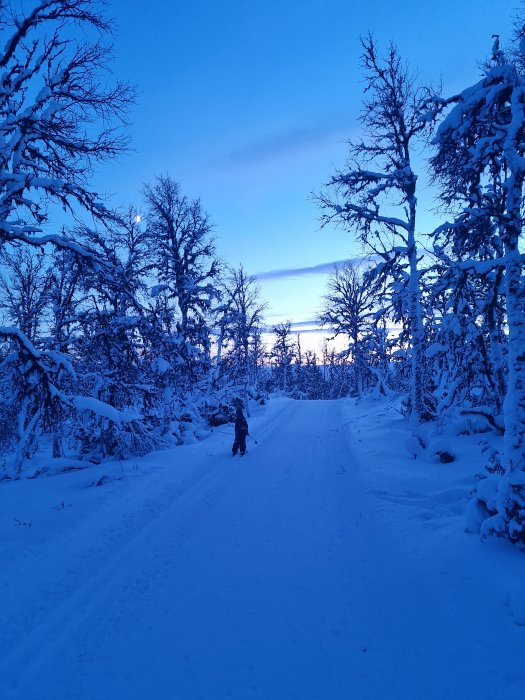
321 343 353 400
431 30 525 543
0 248 51 341
425 259 506 428
218 265 267 398
0 325 76 475
0 0 134 473
270 322 296 393
46 245 85 357
319 261 380 397
317 36 433 427
71 215 156 455
0 0 132 249
143 175 220 382
300 349 327 399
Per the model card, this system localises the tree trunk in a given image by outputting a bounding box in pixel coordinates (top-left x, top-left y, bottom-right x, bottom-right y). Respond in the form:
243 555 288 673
483 157 525 542
407 210 426 429
488 248 525 543
14 399 39 477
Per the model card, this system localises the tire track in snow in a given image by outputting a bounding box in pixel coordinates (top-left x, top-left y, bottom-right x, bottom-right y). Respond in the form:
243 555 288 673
0 398 295 699
1 398 465 700
0 456 237 698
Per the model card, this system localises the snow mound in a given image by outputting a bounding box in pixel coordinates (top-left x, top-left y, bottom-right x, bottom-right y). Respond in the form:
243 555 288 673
428 439 455 464
465 497 485 534
405 436 423 459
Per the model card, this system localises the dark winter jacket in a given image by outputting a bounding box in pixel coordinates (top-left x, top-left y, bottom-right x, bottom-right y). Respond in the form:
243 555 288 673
234 412 248 439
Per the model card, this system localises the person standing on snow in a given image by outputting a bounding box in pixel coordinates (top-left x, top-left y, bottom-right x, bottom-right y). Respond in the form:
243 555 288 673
232 406 249 456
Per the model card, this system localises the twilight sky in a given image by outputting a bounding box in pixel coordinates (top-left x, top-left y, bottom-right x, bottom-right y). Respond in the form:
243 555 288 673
93 0 519 350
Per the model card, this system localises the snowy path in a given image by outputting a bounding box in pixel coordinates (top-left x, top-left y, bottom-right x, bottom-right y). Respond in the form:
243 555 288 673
1 399 524 699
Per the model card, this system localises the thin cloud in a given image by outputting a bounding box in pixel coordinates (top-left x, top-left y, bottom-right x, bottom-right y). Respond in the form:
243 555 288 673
225 118 351 166
256 258 371 281
290 320 320 328
291 320 327 335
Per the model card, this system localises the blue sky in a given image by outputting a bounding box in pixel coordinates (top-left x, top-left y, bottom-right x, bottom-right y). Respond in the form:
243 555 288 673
94 0 519 350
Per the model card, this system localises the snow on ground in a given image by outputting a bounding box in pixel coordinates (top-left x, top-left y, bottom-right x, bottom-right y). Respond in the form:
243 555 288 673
1 396 524 700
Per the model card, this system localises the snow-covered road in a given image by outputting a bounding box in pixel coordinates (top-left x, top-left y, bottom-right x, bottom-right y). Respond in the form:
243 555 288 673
1 398 524 699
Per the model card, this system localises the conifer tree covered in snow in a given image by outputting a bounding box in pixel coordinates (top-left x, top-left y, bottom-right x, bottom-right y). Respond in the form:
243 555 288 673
431 28 525 544
317 37 433 428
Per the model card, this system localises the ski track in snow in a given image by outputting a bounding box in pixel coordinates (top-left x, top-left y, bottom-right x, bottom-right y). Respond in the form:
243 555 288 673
1 398 525 699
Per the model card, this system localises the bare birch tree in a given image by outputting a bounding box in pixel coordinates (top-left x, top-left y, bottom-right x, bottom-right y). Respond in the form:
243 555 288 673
317 36 433 427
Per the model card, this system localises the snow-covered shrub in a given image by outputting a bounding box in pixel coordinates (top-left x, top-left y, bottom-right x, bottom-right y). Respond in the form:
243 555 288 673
466 475 500 535
405 436 423 459
203 402 235 427
428 439 455 464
